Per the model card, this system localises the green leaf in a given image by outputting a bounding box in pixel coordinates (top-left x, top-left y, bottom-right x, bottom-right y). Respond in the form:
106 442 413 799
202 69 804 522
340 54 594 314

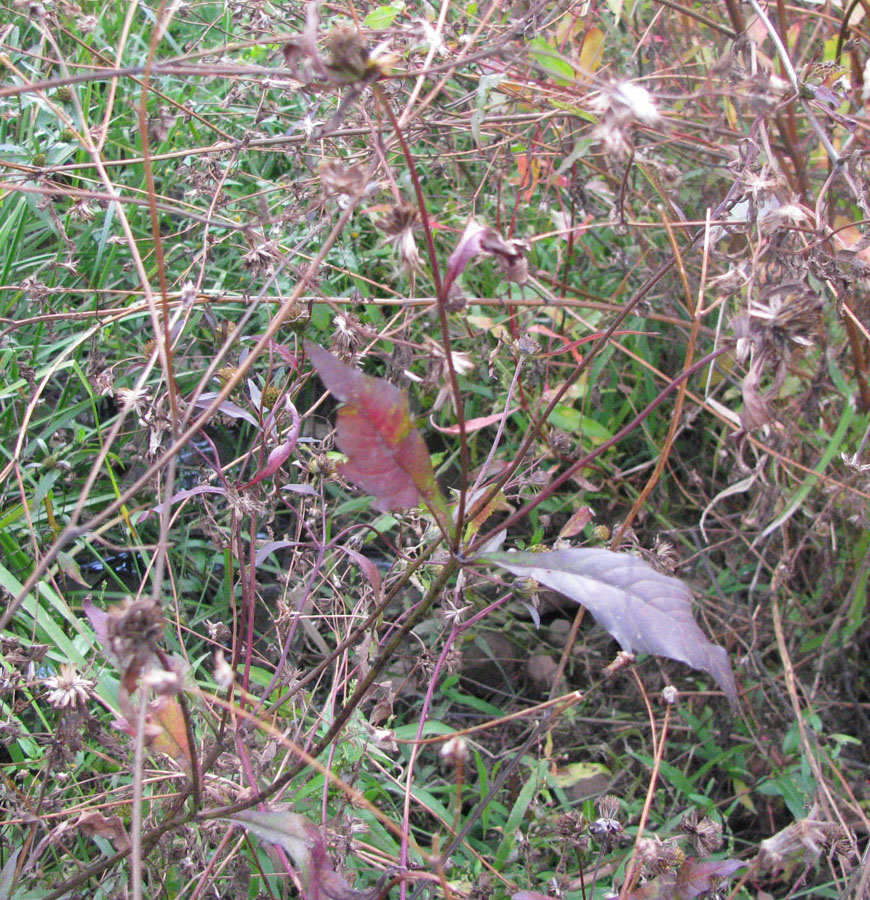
363 3 403 28
528 37 575 82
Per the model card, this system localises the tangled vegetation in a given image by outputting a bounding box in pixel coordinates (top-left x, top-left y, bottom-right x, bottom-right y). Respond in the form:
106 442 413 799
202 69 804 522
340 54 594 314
0 1 868 899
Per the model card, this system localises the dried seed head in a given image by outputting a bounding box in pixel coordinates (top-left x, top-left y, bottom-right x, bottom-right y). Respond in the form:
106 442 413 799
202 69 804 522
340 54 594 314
53 86 72 103
285 304 311 334
512 334 540 358
261 384 281 410
105 598 166 671
634 835 664 872
307 453 335 477
324 25 370 81
332 312 361 354
513 576 540 597
42 664 94 709
242 240 281 274
548 428 573 456
206 619 231 643
376 202 419 236
396 228 424 273
320 161 368 198
216 366 239 387
591 523 611 542
650 841 685 875
213 650 234 691
225 486 268 517
681 808 723 856
556 811 587 838
440 736 470 767
597 794 621 821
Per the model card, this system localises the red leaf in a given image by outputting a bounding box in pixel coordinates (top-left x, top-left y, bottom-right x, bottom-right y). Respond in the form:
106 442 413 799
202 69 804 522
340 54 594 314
487 548 738 707
305 342 450 532
239 396 301 489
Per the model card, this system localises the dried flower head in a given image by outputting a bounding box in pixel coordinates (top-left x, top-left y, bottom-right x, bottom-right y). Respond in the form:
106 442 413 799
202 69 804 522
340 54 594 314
758 806 857 875
512 334 540 358
179 281 197 309
324 25 370 82
377 203 419 237
681 808 723 856
225 486 268 517
377 203 423 273
597 793 621 821
748 284 821 351
759 201 813 233
331 312 361 355
662 685 678 705
206 619 232 643
114 387 151 425
242 239 282 275
590 80 661 157
320 161 368 199
548 428 573 456
69 198 95 221
42 664 94 709
104 598 166 671
424 337 474 377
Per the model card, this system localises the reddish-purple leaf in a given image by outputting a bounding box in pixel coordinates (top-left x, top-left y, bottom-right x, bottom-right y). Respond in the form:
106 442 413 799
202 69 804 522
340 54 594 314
340 545 383 596
431 407 519 435
624 858 746 900
254 539 301 567
229 810 372 900
194 393 260 429
305 342 450 532
444 220 529 295
512 892 558 900
136 484 226 523
486 548 738 707
239 397 301 489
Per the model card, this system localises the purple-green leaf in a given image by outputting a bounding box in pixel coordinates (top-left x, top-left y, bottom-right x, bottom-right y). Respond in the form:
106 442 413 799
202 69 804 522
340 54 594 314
486 548 738 707
624 858 746 899
229 810 372 900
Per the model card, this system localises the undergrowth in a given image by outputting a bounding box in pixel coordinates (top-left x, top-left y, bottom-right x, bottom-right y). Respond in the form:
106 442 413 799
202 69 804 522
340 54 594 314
0 1 868 899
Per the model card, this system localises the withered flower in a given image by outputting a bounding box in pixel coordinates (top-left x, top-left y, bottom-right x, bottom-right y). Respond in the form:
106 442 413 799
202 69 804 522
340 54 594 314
590 80 662 157
377 203 423 273
444 220 529 294
681 808 723 856
242 239 282 275
42 664 94 709
323 24 370 82
320 161 370 205
589 794 625 850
